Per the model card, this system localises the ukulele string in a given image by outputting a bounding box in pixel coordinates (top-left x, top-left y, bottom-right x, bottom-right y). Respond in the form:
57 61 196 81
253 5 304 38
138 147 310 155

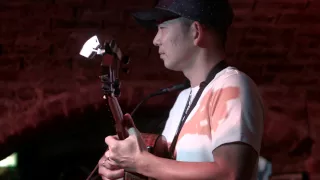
85 148 109 180
85 162 99 180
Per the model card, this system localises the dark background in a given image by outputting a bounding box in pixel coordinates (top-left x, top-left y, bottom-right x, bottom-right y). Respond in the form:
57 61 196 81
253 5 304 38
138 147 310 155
0 0 320 179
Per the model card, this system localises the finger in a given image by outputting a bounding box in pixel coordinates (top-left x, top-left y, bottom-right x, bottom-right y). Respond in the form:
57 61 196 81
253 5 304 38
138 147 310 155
122 113 136 129
98 166 124 180
105 135 119 149
104 150 109 160
101 151 121 170
100 160 121 171
122 113 141 137
101 177 111 180
107 157 121 167
112 135 119 140
99 156 106 166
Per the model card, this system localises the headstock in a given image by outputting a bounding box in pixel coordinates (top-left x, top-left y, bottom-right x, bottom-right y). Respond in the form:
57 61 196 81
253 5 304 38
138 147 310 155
79 36 131 140
79 36 130 97
99 39 130 98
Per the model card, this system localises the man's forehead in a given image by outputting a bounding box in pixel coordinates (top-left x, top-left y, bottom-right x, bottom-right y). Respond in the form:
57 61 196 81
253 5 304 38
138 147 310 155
157 17 181 26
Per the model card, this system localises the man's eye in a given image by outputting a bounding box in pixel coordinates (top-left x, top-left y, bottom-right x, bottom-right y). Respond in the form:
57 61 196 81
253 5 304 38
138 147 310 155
158 24 167 29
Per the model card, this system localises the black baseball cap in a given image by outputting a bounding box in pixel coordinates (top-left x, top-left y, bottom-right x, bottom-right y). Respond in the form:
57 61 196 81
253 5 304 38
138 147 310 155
132 0 234 29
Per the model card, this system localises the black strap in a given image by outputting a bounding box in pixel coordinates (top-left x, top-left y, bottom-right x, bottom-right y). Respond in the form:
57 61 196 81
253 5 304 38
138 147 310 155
168 60 228 158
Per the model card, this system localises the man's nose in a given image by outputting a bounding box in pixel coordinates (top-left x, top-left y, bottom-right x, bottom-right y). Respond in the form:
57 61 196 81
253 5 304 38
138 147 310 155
153 31 161 46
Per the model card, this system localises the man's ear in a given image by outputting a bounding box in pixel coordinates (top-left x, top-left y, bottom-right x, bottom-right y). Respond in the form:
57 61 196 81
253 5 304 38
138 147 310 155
192 21 206 47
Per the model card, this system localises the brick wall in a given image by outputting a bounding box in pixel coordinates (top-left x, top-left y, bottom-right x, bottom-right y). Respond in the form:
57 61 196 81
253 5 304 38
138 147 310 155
0 0 319 176
228 0 320 175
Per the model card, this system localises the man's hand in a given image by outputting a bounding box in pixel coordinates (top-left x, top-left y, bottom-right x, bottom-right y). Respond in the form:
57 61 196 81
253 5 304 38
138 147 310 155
99 113 148 179
98 149 124 180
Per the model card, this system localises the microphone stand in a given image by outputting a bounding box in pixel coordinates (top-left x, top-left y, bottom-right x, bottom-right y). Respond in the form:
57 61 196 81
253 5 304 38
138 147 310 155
130 80 190 117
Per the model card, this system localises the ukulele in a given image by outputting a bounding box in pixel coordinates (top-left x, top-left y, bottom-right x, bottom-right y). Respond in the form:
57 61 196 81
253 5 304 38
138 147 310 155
99 40 170 180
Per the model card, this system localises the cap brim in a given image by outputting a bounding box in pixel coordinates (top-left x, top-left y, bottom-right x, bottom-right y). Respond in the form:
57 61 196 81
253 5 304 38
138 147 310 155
132 8 180 29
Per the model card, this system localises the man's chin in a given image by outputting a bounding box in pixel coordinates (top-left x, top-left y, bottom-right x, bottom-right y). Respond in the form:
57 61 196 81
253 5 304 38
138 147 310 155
164 62 181 71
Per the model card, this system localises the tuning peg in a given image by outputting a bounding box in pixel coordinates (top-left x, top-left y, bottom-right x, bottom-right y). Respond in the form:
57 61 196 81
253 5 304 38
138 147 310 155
114 88 121 97
122 55 130 65
113 79 121 89
103 42 112 55
122 67 130 74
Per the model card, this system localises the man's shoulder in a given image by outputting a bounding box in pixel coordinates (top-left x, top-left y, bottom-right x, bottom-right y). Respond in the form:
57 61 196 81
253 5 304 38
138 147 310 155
210 66 258 90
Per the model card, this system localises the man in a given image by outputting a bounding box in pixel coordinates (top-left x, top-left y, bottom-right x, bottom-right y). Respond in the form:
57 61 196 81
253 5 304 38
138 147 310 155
98 0 264 179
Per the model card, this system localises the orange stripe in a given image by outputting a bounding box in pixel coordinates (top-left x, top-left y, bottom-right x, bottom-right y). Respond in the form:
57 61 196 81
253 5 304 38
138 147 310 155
177 87 240 143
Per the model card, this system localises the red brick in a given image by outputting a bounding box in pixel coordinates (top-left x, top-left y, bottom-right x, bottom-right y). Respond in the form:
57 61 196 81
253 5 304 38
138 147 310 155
80 10 122 25
126 43 152 59
307 89 320 103
225 27 246 53
0 56 23 70
295 35 320 49
233 12 279 26
228 0 254 12
49 18 106 34
0 70 19 81
255 0 306 2
255 0 307 13
1 17 50 33
240 35 293 49
46 4 74 19
240 26 296 49
55 0 104 9
307 0 320 10
291 49 320 63
265 63 305 73
0 31 18 44
249 13 279 24
238 48 289 63
1 4 72 28
45 99 67 117
245 26 296 37
104 0 154 10
113 29 154 55
14 32 44 47
304 63 320 76
298 25 320 36
51 18 79 29
278 75 319 87
239 36 268 48
295 26 320 52
260 86 305 104
0 7 28 20
305 158 320 174
2 3 72 19
278 12 320 25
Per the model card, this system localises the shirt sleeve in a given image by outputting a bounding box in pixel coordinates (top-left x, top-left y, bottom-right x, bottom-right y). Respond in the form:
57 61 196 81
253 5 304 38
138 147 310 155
209 73 264 154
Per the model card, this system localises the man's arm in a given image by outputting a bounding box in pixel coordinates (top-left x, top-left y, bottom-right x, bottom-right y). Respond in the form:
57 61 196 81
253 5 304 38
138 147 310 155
136 142 258 180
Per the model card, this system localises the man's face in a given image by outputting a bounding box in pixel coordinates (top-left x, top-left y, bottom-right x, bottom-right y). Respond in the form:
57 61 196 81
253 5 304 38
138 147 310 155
153 18 195 71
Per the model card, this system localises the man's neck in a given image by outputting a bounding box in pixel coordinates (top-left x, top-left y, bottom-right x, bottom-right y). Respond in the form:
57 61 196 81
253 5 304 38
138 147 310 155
182 52 225 88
